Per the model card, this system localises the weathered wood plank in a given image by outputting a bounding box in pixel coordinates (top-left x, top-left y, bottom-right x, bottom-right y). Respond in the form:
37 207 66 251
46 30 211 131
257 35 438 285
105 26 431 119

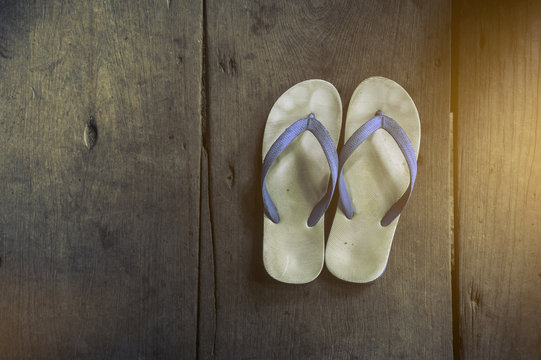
0 1 202 358
456 1 541 358
204 0 452 358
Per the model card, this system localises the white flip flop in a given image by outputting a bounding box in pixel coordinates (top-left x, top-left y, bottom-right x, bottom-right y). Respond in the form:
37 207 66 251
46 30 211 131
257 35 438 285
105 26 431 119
262 79 342 284
326 76 421 283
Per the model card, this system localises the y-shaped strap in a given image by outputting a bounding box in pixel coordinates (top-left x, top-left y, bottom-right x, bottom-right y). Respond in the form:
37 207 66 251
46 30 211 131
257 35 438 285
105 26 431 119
262 114 339 227
339 111 417 226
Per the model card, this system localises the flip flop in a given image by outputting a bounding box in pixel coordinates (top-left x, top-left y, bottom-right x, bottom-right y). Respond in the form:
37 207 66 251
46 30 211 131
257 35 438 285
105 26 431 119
262 79 342 284
326 76 421 283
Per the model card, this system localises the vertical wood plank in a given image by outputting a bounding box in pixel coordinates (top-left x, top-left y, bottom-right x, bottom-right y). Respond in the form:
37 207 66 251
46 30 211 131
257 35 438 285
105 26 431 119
456 1 541 358
0 1 202 358
204 0 452 358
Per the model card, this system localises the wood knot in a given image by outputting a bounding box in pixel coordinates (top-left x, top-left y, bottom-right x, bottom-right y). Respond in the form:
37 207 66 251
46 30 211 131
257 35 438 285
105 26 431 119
226 165 235 189
84 116 98 150
218 53 238 76
470 284 481 312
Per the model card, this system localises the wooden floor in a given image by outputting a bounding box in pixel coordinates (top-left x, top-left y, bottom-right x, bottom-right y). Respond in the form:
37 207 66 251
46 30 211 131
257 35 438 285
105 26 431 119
0 0 538 359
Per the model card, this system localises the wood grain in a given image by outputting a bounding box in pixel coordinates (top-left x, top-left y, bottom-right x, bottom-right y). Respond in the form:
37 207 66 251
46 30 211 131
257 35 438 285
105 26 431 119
0 1 202 358
204 0 452 358
455 1 541 358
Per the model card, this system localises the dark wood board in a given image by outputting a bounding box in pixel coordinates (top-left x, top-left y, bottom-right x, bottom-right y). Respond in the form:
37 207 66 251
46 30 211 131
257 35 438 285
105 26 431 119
455 0 541 358
203 0 453 358
0 1 202 358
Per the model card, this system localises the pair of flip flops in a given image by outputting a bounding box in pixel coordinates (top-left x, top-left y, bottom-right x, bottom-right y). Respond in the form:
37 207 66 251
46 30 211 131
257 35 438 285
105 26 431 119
262 76 421 284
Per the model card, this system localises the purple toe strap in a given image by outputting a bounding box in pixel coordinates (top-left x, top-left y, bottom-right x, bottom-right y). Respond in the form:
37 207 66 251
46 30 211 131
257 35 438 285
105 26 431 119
262 114 339 227
338 111 418 226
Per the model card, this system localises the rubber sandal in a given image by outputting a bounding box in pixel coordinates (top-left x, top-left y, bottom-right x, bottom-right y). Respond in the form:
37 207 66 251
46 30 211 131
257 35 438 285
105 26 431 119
326 76 421 283
262 79 342 284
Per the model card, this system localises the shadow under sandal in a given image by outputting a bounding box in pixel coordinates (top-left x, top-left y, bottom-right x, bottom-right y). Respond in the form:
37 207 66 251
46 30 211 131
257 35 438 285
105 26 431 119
262 79 342 284
326 76 421 283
